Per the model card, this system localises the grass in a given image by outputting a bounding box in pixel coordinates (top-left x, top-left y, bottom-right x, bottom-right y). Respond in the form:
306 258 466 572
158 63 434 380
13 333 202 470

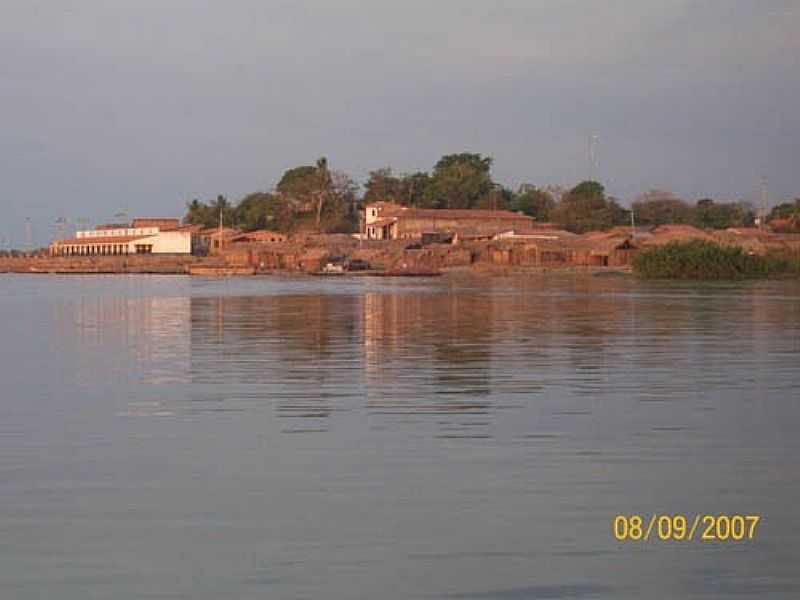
632 240 800 280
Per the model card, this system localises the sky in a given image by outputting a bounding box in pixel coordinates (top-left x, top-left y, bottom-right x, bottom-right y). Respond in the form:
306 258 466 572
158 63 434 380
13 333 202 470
1 0 799 246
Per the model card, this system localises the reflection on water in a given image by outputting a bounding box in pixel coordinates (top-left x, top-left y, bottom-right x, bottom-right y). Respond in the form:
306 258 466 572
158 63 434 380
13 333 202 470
62 277 799 433
69 294 192 385
1 274 800 599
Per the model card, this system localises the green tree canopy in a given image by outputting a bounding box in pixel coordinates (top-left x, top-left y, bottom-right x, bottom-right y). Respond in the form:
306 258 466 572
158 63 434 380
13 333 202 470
321 169 360 233
513 185 555 220
363 168 404 204
363 169 433 207
422 153 495 209
276 165 318 197
184 199 209 226
398 172 432 207
274 158 338 231
184 194 235 228
235 192 295 232
691 198 755 229
473 184 512 211
768 198 800 223
632 190 692 225
550 181 628 233
182 158 361 234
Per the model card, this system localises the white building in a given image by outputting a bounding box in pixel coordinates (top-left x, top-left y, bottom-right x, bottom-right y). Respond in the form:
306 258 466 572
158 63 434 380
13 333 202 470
50 218 197 256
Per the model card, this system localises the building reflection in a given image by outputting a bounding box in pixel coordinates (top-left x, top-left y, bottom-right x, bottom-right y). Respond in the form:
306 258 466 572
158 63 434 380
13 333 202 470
55 276 800 434
57 293 192 386
363 289 494 417
188 294 364 431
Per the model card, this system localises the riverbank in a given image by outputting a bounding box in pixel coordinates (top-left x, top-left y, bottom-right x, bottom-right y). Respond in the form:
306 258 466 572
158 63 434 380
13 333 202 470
0 254 201 274
6 224 800 277
0 244 631 276
0 255 632 277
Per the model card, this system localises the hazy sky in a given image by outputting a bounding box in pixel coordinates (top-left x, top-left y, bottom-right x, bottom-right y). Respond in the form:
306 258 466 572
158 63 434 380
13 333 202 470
2 0 799 246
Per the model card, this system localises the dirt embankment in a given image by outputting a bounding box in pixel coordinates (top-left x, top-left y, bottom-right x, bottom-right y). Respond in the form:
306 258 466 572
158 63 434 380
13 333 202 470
214 236 615 274
0 254 201 274
215 237 478 274
1 236 628 275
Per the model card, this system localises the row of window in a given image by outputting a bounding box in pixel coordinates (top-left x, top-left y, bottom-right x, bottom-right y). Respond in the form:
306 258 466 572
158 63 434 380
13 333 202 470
53 244 153 255
77 228 158 239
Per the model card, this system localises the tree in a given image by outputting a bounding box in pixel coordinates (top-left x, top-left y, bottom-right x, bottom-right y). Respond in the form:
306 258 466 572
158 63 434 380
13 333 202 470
184 199 211 227
235 192 295 232
513 185 555 220
277 165 318 198
542 185 568 204
275 158 330 230
363 168 434 207
312 157 332 231
691 198 755 229
183 195 234 228
422 153 495 209
473 184 512 211
768 198 800 223
363 168 403 203
632 190 692 226
182 157 361 235
323 170 360 233
550 181 628 233
213 195 236 227
787 200 800 229
398 172 432 207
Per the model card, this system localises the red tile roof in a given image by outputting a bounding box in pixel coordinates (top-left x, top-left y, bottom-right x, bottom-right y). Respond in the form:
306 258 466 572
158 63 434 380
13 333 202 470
131 218 181 229
230 230 288 242
381 207 533 221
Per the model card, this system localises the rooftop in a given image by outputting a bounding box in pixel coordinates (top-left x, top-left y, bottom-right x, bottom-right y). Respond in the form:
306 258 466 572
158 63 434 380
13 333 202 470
52 234 153 246
380 206 534 221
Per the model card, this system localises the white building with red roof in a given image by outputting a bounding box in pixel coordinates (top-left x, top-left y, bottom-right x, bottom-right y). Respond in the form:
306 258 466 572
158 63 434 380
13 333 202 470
364 201 536 240
49 218 197 256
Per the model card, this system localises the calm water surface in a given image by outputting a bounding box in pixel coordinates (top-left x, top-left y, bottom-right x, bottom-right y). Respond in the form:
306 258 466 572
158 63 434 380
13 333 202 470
1 273 799 599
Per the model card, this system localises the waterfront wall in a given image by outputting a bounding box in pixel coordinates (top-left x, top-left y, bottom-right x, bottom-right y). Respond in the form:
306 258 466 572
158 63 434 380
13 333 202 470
0 254 201 274
0 243 633 275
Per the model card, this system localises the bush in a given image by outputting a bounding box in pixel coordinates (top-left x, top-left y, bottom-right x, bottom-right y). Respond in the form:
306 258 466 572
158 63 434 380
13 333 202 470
632 240 800 280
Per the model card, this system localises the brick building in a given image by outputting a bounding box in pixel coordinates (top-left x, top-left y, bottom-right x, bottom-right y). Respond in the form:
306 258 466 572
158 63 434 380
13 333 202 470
364 202 535 241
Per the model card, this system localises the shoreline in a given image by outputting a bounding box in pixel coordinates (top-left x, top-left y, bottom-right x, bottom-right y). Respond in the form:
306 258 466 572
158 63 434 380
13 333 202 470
0 255 635 277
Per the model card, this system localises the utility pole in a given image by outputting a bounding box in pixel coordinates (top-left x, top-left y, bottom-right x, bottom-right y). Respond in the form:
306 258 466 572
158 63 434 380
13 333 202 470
25 218 32 253
588 134 599 182
760 176 768 231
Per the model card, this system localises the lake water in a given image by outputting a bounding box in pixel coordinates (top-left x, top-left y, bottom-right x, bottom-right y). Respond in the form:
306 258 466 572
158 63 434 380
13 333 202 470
1 273 799 599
